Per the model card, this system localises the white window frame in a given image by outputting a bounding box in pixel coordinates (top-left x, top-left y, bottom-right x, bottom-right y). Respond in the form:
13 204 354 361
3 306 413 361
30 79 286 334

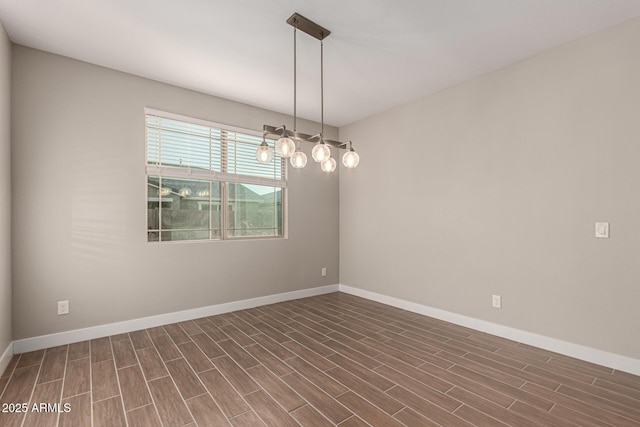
145 108 288 242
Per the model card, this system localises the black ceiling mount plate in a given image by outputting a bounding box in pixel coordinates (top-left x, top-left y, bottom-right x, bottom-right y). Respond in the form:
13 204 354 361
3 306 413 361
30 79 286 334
286 13 330 40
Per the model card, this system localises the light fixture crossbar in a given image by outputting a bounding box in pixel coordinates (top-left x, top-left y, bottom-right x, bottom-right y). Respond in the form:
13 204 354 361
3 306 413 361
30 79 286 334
262 125 347 149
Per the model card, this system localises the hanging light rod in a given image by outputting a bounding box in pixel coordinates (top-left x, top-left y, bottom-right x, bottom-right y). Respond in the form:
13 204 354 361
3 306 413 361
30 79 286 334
286 13 330 40
258 12 360 172
262 125 346 149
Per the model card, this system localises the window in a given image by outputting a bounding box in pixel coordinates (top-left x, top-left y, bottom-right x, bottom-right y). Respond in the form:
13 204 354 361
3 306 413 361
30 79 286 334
145 109 286 242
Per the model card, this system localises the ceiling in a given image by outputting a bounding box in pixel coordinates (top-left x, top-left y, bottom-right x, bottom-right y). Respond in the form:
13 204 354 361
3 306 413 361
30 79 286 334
1 1 640 127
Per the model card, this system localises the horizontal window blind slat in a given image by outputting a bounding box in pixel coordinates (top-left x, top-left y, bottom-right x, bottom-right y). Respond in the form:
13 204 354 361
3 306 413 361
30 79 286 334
146 112 285 183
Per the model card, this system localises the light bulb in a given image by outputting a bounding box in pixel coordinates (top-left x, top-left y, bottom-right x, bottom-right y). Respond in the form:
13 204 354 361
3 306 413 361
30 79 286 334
197 190 210 197
276 137 296 158
312 142 331 163
160 187 171 196
342 150 360 168
321 157 337 173
256 144 273 163
290 150 307 168
179 187 192 198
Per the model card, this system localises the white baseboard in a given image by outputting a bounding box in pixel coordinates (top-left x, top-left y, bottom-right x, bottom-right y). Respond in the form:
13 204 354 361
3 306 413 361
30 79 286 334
338 284 640 376
0 341 13 376
13 284 339 354
10 283 640 377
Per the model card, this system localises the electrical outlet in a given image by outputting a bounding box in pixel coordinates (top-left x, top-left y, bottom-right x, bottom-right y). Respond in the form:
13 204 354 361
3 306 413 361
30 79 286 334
58 300 70 315
595 222 609 238
321 267 327 277
492 295 502 309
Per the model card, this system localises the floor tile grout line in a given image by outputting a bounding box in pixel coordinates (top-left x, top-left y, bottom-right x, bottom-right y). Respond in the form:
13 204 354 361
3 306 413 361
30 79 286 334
440 354 558 410
123 402 155 414
55 344 70 427
132 329 167 427
234 409 266 427
589 378 640 401
517 356 601 384
0 354 21 398
19 349 46 427
389 404 408 418
392 384 475 426
551 402 626 427
89 340 94 427
462 353 569 392
452 402 508 427
175 345 231 426
0 378 8 398
519 376 640 426
274 371 348 426
558 379 640 410
337 380 412 423
242 381 307 424
447 385 529 425
61 389 91 401
221 317 354 426
280 315 427 422
389 342 563 419
181 390 209 403
569 405 623 427
209 359 268 425
554 383 640 422
151 322 234 426
288 403 337 426
350 334 463 412
544 362 611 384
108 336 130 427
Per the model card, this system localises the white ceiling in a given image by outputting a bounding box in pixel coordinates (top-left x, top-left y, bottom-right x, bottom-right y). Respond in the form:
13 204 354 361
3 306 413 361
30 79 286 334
1 1 640 127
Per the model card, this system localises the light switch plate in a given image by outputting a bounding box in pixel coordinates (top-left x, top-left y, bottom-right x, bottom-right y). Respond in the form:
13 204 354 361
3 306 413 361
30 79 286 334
492 295 502 308
58 300 69 315
595 222 609 238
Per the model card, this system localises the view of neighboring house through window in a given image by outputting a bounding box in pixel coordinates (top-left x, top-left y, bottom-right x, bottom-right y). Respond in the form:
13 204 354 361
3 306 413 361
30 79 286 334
145 109 286 242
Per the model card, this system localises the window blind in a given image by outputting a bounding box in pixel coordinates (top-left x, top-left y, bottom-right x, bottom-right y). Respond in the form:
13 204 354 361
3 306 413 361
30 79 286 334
145 109 286 187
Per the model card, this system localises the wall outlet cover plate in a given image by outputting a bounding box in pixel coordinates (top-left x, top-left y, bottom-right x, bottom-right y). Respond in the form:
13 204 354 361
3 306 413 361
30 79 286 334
595 222 609 238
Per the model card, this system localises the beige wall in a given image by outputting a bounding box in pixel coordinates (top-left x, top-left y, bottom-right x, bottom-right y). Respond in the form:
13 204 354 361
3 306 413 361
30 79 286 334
11 46 339 340
339 18 640 359
0 21 11 353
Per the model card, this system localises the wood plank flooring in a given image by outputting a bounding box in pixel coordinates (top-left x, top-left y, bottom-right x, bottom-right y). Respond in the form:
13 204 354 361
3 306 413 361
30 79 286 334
1 292 640 426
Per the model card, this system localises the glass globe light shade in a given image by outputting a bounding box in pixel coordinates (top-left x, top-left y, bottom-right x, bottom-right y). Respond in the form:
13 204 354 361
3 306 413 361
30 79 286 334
276 137 296 158
256 144 273 163
290 150 308 168
342 150 360 168
321 157 337 173
160 187 171 197
197 190 210 197
312 142 331 163
179 187 192 198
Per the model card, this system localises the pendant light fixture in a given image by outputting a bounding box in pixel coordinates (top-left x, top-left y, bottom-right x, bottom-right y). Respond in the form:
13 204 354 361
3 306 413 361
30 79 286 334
290 141 308 168
342 141 360 168
258 13 359 172
256 135 274 163
275 126 296 158
321 157 337 173
312 139 331 163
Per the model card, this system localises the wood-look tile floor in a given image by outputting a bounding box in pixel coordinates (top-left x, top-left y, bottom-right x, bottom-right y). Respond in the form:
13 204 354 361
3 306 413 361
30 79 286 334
2 292 640 427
